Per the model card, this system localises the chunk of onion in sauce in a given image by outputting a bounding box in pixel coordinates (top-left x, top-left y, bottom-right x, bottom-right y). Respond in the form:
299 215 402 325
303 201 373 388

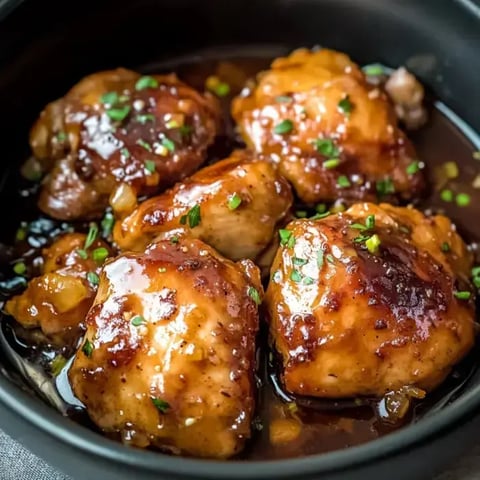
110 183 137 215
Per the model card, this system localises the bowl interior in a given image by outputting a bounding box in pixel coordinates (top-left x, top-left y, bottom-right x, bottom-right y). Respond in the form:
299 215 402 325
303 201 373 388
0 0 479 477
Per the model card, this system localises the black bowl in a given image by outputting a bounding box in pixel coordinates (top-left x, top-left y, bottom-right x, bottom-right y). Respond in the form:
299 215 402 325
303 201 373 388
0 0 479 479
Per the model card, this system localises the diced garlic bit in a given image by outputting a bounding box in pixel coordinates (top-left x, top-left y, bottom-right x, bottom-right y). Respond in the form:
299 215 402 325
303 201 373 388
269 418 302 445
472 174 480 189
385 67 427 130
164 113 185 128
154 144 169 156
110 183 137 215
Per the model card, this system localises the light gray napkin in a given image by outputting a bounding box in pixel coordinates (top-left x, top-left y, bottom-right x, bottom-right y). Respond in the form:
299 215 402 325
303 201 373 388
1 427 479 480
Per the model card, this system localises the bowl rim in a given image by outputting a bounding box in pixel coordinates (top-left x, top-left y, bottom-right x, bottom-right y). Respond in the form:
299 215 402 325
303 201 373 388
1 358 480 479
0 0 479 477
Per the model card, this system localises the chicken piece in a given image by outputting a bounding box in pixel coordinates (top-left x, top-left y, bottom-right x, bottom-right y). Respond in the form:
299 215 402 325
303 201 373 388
30 69 220 220
68 238 262 458
113 150 293 262
5 233 113 346
385 67 428 130
232 48 425 205
266 203 475 398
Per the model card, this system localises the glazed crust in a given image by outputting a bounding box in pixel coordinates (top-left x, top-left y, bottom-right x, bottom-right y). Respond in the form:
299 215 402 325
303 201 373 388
69 238 262 458
31 69 220 220
113 149 293 262
266 203 475 397
232 48 425 205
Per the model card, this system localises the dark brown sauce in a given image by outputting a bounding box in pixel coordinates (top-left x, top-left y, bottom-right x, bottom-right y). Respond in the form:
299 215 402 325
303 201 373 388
0 50 479 461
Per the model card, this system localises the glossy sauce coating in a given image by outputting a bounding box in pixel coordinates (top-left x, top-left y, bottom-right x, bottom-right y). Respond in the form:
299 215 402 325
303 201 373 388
232 49 425 204
32 69 220 220
68 238 262 458
5 233 112 346
266 203 475 397
114 149 293 263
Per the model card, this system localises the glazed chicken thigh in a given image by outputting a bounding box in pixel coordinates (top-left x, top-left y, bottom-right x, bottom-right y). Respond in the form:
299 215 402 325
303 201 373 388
266 203 475 398
5 233 112 346
232 49 425 205
113 150 293 262
69 238 262 458
31 69 220 220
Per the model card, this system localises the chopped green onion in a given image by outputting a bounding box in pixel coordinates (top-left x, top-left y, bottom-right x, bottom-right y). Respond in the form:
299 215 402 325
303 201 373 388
84 224 99 250
323 158 340 169
151 397 170 413
227 193 242 211
279 229 295 248
376 178 395 197
440 189 454 202
303 276 315 285
93 247 109 263
338 95 353 115
365 234 381 254
316 204 327 214
106 105 131 122
56 131 67 142
365 215 375 230
317 250 324 268
131 315 147 326
144 160 156 173
135 76 159 91
362 64 385 76
100 91 119 105
310 211 330 220
292 257 308 266
77 249 88 260
290 270 302 282
13 262 26 276
326 254 335 264
456 193 471 207
273 119 294 135
136 139 152 152
275 95 292 103
87 271 99 285
314 138 339 158
406 161 421 175
474 277 480 289
248 286 261 306
136 113 155 124
101 212 115 237
441 242 450 253
170 236 179 244
454 291 471 300
471 266 480 277
337 175 351 188
120 147 130 159
212 82 230 97
180 204 201 228
50 354 67 377
82 339 94 357
295 210 307 218
161 137 175 153
15 224 28 242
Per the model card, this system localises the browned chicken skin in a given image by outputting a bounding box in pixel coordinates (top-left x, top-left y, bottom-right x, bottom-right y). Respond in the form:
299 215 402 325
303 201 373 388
266 203 475 398
68 238 262 458
31 69 220 220
113 150 293 262
232 49 425 205
5 233 113 346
